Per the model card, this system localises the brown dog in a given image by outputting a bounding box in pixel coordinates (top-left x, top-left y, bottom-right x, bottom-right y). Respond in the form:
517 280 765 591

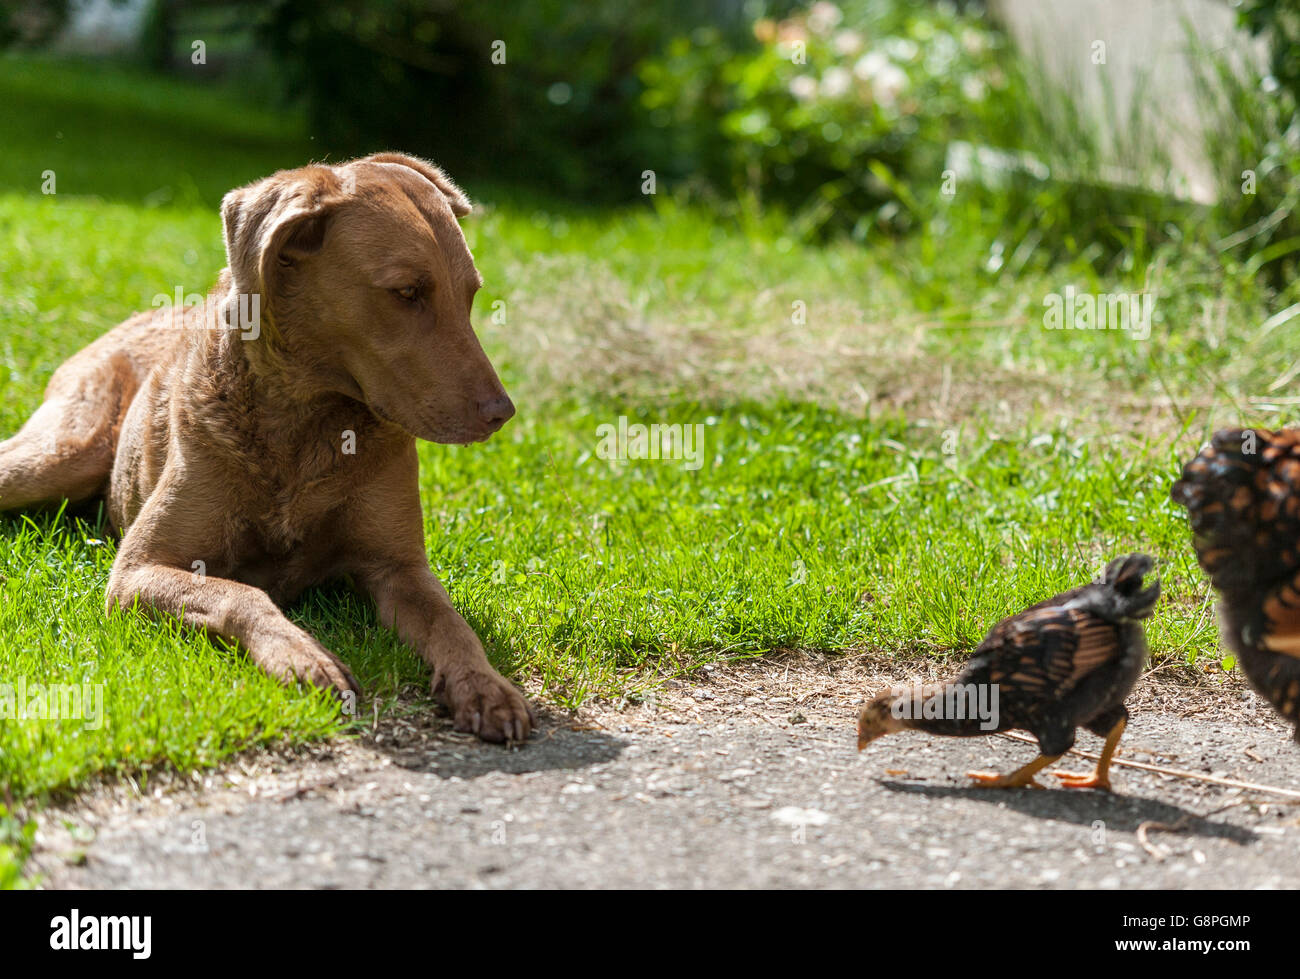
0 152 534 743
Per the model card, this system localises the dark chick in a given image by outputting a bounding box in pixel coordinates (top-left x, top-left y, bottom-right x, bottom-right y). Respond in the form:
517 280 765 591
857 555 1160 790
1172 428 1300 740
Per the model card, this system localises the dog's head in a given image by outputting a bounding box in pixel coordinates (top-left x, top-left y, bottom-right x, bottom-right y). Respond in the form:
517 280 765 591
220 152 513 444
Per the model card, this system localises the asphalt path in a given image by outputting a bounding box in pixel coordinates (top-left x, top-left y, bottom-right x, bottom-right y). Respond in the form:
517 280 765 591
32 672 1300 889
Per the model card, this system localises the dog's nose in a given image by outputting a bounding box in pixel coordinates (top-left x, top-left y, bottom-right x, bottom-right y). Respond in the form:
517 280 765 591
478 394 516 429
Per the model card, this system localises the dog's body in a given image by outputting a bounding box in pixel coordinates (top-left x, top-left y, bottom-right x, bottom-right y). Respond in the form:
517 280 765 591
0 153 534 743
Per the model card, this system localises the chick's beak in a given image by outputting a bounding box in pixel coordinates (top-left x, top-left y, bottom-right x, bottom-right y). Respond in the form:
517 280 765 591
856 710 876 751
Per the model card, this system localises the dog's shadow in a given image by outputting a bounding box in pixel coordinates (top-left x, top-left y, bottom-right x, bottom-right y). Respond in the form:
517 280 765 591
880 779 1259 844
299 591 622 779
366 704 627 781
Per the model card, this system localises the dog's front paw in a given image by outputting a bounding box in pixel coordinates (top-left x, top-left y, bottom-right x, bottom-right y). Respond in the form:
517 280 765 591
258 630 360 698
434 666 535 743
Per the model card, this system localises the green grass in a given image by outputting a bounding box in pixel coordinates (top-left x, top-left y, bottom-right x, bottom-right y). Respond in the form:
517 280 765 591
0 54 312 207
419 401 1218 682
0 54 1291 887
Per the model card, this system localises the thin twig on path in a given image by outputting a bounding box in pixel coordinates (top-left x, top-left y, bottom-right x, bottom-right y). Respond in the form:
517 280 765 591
1136 817 1193 860
1136 798 1297 861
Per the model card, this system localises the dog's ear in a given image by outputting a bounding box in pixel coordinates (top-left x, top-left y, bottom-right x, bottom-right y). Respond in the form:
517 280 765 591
220 168 344 311
355 151 472 217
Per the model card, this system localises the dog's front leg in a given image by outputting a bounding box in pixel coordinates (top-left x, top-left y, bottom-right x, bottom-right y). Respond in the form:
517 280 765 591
106 562 359 695
361 564 534 742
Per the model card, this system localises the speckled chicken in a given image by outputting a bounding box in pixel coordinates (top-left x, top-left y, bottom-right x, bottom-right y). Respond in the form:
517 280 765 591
1172 428 1300 741
857 554 1160 789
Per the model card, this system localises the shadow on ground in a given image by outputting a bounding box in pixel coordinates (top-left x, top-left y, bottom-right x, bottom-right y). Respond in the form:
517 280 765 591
367 706 628 780
880 779 1258 844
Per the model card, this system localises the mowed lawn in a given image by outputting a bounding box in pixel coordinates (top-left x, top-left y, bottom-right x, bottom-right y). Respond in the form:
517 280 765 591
0 53 1291 847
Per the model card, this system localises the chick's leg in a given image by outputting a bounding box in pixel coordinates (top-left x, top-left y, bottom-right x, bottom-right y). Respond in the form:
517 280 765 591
967 753 1063 790
1051 716 1126 791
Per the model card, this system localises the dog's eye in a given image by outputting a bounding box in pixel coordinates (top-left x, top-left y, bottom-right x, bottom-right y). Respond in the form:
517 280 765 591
393 285 420 302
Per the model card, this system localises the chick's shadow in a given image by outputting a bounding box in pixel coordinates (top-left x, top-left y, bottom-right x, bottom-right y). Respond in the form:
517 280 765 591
879 779 1259 844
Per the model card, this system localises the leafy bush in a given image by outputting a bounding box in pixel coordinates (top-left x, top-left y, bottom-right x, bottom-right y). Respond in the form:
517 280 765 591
1238 0 1300 106
638 0 1014 237
251 0 746 201
1222 0 1300 294
0 0 70 48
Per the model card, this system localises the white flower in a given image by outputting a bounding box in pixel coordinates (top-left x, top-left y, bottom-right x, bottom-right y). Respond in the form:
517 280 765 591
961 28 988 56
872 64 908 106
807 1 843 36
961 75 987 101
820 66 852 98
926 30 958 71
789 74 818 101
833 29 863 56
884 37 919 63
854 52 909 105
853 51 890 81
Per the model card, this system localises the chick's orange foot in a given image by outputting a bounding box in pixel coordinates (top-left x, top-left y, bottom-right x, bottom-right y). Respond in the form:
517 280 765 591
965 751 1061 789
1050 770 1112 790
966 771 1045 789
1050 715 1126 790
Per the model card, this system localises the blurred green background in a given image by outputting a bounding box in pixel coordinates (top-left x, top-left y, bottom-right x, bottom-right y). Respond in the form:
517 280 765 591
1 0 1294 286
